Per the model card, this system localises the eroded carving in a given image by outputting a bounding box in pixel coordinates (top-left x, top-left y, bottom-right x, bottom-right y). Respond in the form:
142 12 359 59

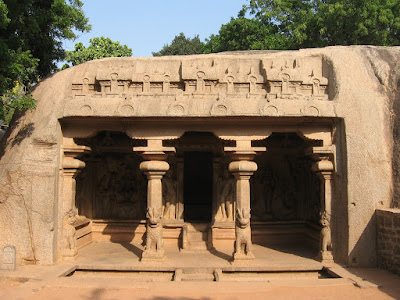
1 246 16 270
61 209 77 258
251 133 321 222
319 211 333 261
215 162 235 222
163 159 177 220
75 132 147 220
117 104 135 116
234 208 254 260
142 208 165 260
263 58 329 101
70 56 330 108
210 101 230 116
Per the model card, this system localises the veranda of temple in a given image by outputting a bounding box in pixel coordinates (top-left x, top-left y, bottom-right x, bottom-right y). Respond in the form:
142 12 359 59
1 46 398 271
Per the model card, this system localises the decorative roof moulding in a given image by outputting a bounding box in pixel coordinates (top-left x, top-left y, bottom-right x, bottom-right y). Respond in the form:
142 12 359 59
65 55 333 118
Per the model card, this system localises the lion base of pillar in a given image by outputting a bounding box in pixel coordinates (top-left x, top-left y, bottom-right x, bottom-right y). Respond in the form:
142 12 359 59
141 249 166 262
232 251 255 264
317 250 334 263
62 249 78 261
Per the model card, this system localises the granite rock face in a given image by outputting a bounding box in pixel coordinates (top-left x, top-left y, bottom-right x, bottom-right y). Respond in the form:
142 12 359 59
0 46 399 267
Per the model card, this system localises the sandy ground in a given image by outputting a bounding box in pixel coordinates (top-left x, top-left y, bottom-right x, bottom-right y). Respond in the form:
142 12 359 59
1 243 399 299
0 267 399 300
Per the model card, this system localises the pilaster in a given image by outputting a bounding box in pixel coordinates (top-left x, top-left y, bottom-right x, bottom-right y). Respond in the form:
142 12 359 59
61 138 90 260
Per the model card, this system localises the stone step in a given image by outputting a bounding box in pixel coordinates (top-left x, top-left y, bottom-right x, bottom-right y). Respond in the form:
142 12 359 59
174 269 216 282
187 241 208 250
187 232 206 242
181 273 215 281
182 223 211 252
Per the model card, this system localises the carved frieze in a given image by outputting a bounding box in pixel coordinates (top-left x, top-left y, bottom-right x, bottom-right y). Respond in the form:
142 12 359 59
262 58 329 101
68 56 331 117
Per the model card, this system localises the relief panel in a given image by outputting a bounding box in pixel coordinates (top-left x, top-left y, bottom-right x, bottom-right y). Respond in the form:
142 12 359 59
75 132 147 220
251 133 321 222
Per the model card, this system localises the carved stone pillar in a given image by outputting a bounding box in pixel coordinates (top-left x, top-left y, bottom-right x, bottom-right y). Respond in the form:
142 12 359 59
308 146 335 263
62 138 90 260
134 140 175 262
225 141 265 263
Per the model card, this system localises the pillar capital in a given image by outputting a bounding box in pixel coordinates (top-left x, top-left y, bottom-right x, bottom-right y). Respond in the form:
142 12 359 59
140 160 170 179
312 159 334 179
224 139 266 161
306 146 334 164
228 160 258 179
63 137 91 158
133 139 175 161
62 157 86 173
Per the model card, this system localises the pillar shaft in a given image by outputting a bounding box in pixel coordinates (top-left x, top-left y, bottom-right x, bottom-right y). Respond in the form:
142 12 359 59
321 172 332 216
225 142 265 263
234 174 252 212
134 140 175 262
311 156 334 263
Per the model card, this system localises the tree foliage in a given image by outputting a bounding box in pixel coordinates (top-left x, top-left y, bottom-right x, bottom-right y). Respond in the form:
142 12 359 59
242 0 400 48
0 0 90 127
204 17 290 53
64 36 133 67
155 0 400 57
152 33 204 56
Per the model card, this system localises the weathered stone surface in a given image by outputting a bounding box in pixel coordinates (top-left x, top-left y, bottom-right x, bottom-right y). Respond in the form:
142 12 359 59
0 46 399 268
1 245 16 270
376 209 400 275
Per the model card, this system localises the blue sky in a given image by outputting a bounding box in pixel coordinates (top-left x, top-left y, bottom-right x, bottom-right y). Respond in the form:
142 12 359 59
63 0 247 57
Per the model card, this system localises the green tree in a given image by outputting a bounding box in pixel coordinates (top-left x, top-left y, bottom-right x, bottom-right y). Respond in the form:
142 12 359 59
242 0 400 48
152 33 205 56
64 36 133 67
0 0 90 128
204 17 290 53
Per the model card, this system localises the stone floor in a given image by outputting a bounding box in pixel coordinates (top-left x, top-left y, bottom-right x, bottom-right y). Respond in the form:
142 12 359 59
1 241 400 299
76 240 322 271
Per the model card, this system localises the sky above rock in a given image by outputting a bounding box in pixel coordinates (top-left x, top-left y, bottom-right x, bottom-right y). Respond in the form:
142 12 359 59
63 0 245 57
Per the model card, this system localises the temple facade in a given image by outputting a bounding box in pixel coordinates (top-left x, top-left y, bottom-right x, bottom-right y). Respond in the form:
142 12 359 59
1 46 399 268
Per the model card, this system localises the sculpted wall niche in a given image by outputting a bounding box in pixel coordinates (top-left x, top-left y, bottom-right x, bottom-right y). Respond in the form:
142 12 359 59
214 155 235 223
251 133 321 223
75 131 147 220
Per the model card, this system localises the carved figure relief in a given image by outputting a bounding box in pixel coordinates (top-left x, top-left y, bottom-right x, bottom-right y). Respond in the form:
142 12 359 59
215 162 235 222
234 208 254 259
251 133 321 222
251 157 298 220
94 155 146 219
163 159 177 220
75 132 147 220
